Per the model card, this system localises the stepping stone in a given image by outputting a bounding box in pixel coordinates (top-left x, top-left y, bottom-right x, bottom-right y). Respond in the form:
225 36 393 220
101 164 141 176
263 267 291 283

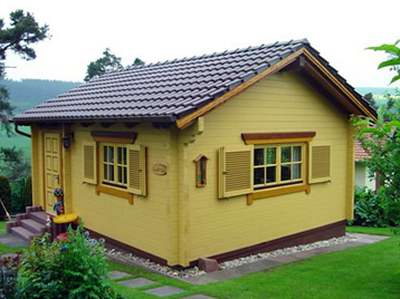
145 285 184 297
183 295 217 299
108 270 130 280
117 277 155 288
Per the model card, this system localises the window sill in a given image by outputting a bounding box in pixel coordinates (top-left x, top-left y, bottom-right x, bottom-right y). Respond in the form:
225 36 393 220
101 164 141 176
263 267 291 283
247 183 310 205
96 185 134 205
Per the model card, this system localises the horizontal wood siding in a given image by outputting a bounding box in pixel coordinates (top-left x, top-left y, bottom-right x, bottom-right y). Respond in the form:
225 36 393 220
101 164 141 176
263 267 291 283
180 71 350 263
70 123 178 265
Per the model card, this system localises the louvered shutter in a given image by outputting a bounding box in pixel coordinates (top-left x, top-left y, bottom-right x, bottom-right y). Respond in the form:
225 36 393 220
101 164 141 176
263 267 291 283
218 146 253 198
310 145 331 183
127 144 147 196
83 142 97 184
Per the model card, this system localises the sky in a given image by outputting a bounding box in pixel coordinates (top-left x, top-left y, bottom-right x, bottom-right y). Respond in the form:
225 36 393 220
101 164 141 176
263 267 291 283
1 0 399 87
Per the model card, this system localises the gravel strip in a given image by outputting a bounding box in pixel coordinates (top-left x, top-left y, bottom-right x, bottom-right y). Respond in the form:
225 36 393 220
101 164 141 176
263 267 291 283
104 234 359 278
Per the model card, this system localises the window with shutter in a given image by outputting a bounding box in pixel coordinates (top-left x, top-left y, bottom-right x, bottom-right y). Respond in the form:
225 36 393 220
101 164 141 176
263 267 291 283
310 145 331 183
218 146 253 198
83 142 97 184
127 144 147 196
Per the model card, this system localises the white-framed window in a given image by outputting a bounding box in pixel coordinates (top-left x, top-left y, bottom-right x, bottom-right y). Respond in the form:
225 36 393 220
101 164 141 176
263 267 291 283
101 143 128 188
253 143 305 189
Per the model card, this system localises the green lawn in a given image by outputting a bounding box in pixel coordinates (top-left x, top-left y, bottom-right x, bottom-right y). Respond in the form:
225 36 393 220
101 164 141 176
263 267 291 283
1 225 399 298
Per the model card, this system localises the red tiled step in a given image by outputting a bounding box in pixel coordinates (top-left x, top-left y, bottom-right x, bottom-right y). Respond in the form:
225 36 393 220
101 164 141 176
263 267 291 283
20 219 46 234
10 226 41 241
28 211 49 225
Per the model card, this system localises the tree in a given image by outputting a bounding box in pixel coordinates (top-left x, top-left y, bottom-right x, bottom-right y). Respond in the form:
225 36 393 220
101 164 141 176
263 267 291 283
0 9 49 133
368 41 400 84
0 147 31 181
132 57 145 66
363 92 378 110
352 40 400 226
84 48 123 81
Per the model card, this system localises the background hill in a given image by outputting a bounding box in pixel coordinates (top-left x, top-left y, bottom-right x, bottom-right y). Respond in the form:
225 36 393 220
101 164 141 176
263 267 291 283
0 79 81 157
0 79 397 160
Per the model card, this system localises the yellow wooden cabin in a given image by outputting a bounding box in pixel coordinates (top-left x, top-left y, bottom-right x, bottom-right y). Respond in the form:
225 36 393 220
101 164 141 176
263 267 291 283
14 39 376 267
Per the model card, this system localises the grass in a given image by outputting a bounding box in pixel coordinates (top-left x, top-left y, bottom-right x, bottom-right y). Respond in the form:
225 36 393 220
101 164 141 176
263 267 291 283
0 224 399 298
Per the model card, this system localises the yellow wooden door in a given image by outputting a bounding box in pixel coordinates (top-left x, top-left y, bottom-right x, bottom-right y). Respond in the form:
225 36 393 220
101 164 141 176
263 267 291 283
44 133 62 214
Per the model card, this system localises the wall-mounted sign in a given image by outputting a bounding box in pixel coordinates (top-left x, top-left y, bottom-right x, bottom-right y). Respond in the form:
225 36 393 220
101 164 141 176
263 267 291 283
153 163 167 176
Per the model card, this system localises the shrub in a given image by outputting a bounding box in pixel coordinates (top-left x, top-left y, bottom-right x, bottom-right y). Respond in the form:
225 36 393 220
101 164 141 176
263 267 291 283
0 176 11 220
10 176 32 214
353 187 385 227
17 226 121 299
0 254 20 299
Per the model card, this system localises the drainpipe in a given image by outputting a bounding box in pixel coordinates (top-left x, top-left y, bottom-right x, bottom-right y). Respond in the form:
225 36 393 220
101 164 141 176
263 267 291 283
14 123 31 138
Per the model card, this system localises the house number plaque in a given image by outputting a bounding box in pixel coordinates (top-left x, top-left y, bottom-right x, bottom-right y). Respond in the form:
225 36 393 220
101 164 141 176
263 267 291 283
153 163 167 176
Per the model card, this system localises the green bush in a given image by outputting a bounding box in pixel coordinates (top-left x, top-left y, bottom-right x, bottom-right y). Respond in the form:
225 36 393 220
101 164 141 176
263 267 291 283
0 176 11 220
353 187 400 227
10 176 32 214
0 254 20 299
17 226 121 299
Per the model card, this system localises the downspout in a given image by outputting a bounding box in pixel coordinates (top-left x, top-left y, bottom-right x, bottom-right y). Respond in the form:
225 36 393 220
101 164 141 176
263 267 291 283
14 123 31 138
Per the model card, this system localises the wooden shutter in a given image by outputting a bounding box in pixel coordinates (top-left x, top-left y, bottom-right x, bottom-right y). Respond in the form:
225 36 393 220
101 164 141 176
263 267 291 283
310 145 331 183
127 144 147 196
83 142 97 184
218 146 253 198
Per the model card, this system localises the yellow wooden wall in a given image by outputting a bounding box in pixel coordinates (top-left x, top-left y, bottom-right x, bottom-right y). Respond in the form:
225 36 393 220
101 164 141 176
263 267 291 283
31 123 179 265
178 71 352 265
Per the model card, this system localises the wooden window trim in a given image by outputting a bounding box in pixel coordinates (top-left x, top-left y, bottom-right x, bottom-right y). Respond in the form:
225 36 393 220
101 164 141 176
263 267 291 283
247 183 310 205
101 143 128 188
91 131 137 144
95 185 134 205
253 143 306 189
242 132 316 145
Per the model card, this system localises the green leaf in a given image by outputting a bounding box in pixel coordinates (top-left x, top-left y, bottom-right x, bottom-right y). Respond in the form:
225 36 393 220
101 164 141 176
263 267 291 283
368 44 400 56
390 74 400 84
378 57 400 69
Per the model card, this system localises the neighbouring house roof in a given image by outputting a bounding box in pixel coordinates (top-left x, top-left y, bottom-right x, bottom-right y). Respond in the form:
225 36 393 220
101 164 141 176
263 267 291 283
355 139 370 162
14 39 377 125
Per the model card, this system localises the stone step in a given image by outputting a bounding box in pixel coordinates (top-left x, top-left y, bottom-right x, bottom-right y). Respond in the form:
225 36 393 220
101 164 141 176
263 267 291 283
28 211 49 225
10 226 40 241
20 219 46 234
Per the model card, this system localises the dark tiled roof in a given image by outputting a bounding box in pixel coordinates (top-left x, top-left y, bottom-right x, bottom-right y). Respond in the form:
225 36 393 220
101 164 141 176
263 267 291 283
14 39 375 124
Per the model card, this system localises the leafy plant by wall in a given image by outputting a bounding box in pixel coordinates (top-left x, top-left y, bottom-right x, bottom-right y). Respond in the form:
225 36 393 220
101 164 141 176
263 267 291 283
17 226 122 299
11 176 32 214
0 176 11 220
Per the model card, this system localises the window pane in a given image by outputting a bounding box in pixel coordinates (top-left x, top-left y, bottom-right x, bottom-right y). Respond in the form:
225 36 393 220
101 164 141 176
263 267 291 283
108 165 114 181
123 147 127 165
117 166 123 183
293 146 302 162
281 146 291 163
103 164 108 180
103 146 108 162
123 167 127 184
266 147 276 165
254 168 265 185
266 166 276 183
117 147 123 164
281 164 291 181
108 146 114 163
293 163 302 179
254 148 264 166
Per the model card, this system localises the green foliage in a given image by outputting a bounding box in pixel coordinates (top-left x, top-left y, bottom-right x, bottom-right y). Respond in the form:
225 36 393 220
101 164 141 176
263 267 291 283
0 176 11 220
0 254 20 299
84 48 123 82
10 176 31 214
368 41 400 84
0 147 30 181
132 58 145 66
353 187 386 227
17 227 121 299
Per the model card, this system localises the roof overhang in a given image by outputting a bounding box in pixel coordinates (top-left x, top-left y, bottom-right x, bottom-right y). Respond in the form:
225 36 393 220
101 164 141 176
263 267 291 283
175 47 377 129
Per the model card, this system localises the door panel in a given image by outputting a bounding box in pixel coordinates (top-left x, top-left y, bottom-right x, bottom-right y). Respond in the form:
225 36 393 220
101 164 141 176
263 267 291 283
44 133 62 214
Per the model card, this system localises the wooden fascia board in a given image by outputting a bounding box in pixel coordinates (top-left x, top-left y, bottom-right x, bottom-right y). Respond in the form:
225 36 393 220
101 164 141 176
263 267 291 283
175 47 376 129
302 49 376 121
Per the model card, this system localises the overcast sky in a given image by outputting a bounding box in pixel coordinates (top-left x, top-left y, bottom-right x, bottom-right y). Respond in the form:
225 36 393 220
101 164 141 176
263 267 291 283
1 0 399 87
